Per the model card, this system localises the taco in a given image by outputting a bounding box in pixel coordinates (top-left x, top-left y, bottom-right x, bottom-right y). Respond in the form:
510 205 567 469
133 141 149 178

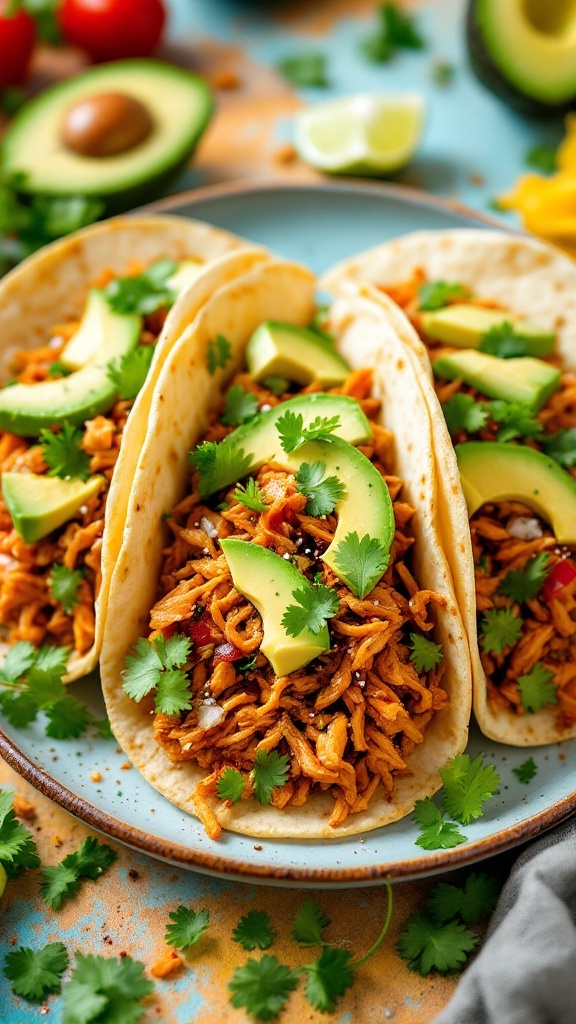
100 258 470 840
323 229 576 745
0 213 265 682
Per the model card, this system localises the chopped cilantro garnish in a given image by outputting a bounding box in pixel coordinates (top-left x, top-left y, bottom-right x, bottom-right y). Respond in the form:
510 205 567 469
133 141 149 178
262 375 288 396
206 333 232 374
107 345 154 401
221 385 259 427
397 913 477 976
479 321 530 358
3 942 69 1002
105 258 177 315
409 633 443 673
62 953 153 1024
189 439 253 500
439 754 500 825
121 635 192 716
302 946 354 1013
40 835 116 909
518 662 557 713
479 607 523 654
295 460 345 517
0 642 95 740
513 756 538 783
251 749 290 804
233 910 275 951
0 789 40 877
237 654 257 673
413 799 466 851
46 361 71 378
525 142 557 175
418 280 469 312
542 427 576 469
233 477 268 512
425 872 499 925
277 52 329 87
48 564 84 613
292 898 330 946
229 954 299 1022
276 410 340 454
333 531 389 599
165 906 210 950
500 551 550 602
216 767 245 804
488 400 544 443
39 422 91 481
442 393 489 436
282 582 340 638
361 2 424 63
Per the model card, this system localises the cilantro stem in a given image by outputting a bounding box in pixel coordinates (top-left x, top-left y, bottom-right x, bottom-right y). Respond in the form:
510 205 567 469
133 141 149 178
352 881 393 969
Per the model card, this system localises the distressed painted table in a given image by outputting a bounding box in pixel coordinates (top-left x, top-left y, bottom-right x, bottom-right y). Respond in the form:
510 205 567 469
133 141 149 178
0 1 565 1021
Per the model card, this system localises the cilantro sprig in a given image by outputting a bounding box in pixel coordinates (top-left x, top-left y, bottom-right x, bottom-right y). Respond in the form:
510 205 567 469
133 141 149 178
500 552 550 603
414 754 500 850
3 942 69 1002
443 393 489 436
190 440 253 500
165 906 210 950
217 767 245 804
107 345 154 401
282 582 340 638
229 954 299 1021
292 899 331 946
276 411 340 454
479 607 523 654
488 400 543 443
222 385 259 427
48 564 84 614
479 321 531 359
62 953 153 1024
517 662 557 713
40 422 91 481
233 911 275 952
409 633 443 673
122 635 192 716
277 52 329 87
0 789 40 878
251 750 290 804
295 460 345 517
105 259 178 315
40 836 117 910
361 2 424 62
542 427 576 469
333 531 389 599
513 756 538 783
418 280 469 312
425 872 499 925
413 799 466 851
233 477 268 512
206 334 232 374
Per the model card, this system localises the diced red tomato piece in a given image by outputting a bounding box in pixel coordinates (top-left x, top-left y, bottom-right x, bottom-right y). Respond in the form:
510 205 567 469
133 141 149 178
541 559 576 602
184 613 218 646
213 641 243 663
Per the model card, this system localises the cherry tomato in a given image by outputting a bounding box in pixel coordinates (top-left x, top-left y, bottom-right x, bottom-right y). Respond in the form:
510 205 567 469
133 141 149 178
540 558 576 602
59 0 166 61
185 613 219 647
213 641 244 663
0 1 36 89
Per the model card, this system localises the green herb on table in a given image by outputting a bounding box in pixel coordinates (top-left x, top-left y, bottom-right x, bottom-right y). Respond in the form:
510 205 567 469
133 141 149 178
302 945 354 1013
277 52 329 88
40 835 117 910
3 941 69 1002
282 582 340 638
513 756 538 783
121 634 192 717
251 750 290 805
333 531 389 600
525 142 557 175
48 564 84 614
292 898 330 946
221 384 259 427
518 662 558 713
233 477 268 512
105 258 178 316
0 788 40 877
229 954 300 1021
432 60 455 86
62 953 153 1024
233 910 275 951
361 2 424 63
500 552 550 603
295 460 345 517
479 607 523 654
413 798 466 851
206 333 232 374
425 872 499 925
40 422 91 481
107 345 155 401
217 767 245 804
442 393 490 436
409 633 443 673
165 906 210 950
276 410 340 453
418 279 469 311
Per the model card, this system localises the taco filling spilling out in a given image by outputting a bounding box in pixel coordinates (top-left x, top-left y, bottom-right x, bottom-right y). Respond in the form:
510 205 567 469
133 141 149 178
121 318 451 839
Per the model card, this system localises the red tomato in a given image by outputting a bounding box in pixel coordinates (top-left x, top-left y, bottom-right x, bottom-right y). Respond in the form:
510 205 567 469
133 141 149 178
185 613 219 647
540 559 576 602
0 2 36 89
59 0 166 61
213 641 244 663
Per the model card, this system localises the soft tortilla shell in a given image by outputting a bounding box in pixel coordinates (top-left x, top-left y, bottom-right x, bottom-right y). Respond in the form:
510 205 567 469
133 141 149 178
0 214 261 681
100 274 470 839
323 229 576 745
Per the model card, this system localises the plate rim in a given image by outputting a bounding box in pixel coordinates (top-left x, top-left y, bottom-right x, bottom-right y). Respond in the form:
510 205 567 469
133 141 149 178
1 177 573 886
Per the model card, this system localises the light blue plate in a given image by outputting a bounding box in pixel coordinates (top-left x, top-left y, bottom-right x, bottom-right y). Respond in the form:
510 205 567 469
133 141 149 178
1 182 574 888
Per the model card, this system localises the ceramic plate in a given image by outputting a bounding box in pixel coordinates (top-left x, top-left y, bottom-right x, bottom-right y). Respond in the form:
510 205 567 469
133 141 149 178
1 181 574 888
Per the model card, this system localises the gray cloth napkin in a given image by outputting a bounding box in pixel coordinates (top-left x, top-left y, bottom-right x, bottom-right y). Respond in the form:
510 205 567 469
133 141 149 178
434 817 576 1024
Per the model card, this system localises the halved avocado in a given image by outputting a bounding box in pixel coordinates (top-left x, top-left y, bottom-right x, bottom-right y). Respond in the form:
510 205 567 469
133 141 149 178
1 60 213 214
467 0 576 115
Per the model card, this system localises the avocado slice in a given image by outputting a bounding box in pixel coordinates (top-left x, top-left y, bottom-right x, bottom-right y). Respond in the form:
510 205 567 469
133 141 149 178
166 259 203 295
0 296 140 436
198 393 372 498
433 350 561 412
421 304 555 358
3 472 104 544
221 539 331 675
456 441 576 545
2 60 213 213
246 321 350 387
467 0 576 115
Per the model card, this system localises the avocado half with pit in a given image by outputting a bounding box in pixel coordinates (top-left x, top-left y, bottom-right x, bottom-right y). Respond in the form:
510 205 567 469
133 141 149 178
467 0 576 116
1 59 213 214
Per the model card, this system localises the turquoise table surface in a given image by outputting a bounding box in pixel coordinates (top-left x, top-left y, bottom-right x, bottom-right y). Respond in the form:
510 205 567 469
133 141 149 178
0 3 567 1023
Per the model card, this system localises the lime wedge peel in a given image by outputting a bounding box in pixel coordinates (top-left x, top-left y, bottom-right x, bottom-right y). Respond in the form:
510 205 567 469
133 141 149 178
294 92 426 176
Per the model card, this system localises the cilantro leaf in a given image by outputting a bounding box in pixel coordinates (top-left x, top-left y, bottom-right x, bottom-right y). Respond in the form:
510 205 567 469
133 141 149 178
295 460 346 517
440 754 500 825
479 321 530 359
397 913 478 975
282 583 339 638
107 345 154 401
418 280 469 312
35 645 70 673
413 798 466 851
216 768 245 804
165 906 210 950
262 376 288 396
222 385 259 427
47 360 71 378
3 942 69 1002
542 427 576 469
39 422 91 481
488 400 544 443
26 666 66 709
40 835 117 909
0 789 40 873
362 2 424 63
228 954 299 1022
302 946 354 1013
425 872 499 925
500 552 550 602
0 690 39 727
122 636 192 715
443 393 489 436
105 259 177 315
480 607 523 654
206 334 232 374
162 634 193 671
45 695 91 740
233 477 268 512
0 641 36 683
276 411 340 454
333 531 389 599
518 662 558 713
155 669 192 717
190 440 253 500
292 898 330 946
251 750 290 804
513 756 538 783
409 633 443 673
233 910 275 951
62 953 153 1024
237 654 257 673
49 564 84 613
525 142 557 175
277 52 329 88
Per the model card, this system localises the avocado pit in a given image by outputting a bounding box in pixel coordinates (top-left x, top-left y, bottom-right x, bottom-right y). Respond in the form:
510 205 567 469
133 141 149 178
60 92 154 158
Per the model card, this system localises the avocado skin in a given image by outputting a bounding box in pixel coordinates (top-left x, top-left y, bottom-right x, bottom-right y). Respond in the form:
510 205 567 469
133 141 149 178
466 0 573 118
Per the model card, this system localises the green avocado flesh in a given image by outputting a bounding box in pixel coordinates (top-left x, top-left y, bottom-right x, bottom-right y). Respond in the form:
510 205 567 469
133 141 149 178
221 539 330 675
2 472 104 543
421 304 555 358
0 862 6 900
469 0 576 111
0 293 140 436
246 321 350 387
2 60 213 211
433 350 561 412
198 393 372 498
456 442 576 545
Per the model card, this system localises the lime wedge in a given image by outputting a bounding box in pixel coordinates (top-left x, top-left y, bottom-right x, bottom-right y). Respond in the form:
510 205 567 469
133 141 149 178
294 93 425 176
0 862 6 900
